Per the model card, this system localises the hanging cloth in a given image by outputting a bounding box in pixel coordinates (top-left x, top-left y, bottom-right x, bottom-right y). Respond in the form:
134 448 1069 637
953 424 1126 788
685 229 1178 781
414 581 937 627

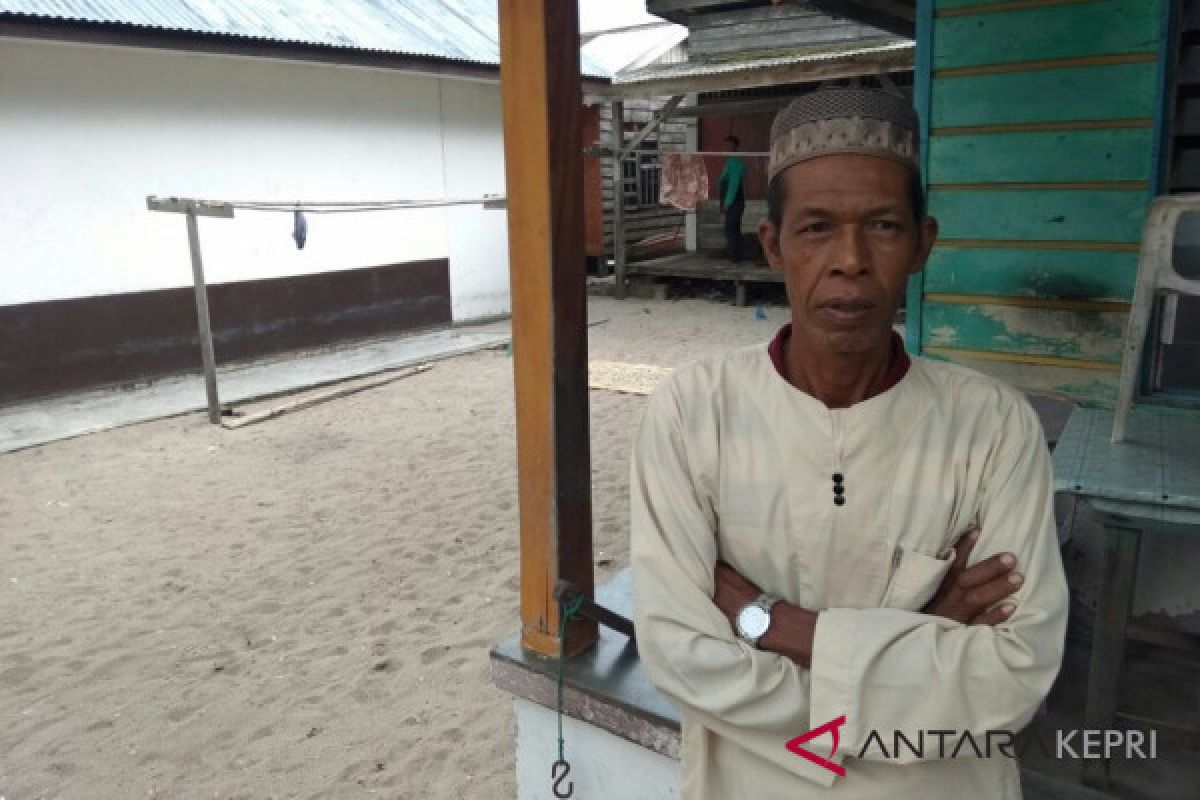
659 153 710 212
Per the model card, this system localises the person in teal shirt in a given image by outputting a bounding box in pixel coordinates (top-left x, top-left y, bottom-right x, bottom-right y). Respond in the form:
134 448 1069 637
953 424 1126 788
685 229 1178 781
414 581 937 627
718 135 747 262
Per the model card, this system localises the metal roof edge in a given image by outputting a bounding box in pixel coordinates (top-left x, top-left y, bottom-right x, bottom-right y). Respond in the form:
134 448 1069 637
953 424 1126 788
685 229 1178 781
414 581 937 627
0 11 612 81
613 40 914 85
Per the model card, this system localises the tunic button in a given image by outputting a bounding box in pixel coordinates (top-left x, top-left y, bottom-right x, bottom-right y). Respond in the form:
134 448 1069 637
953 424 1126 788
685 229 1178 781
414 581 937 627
834 496 846 506
833 484 845 495
832 473 844 483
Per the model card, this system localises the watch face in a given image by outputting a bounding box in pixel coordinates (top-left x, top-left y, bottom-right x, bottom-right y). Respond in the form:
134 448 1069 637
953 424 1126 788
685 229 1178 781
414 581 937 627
737 604 770 640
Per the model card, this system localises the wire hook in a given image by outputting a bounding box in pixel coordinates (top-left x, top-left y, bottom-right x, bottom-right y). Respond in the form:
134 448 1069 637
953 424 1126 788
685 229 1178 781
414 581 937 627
551 758 573 798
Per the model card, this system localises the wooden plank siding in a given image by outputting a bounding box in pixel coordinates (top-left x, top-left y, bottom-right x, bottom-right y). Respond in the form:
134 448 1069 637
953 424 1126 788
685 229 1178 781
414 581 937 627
932 62 1159 128
586 96 689 259
687 6 894 58
909 0 1170 406
928 188 1149 242
923 247 1138 301
922 301 1128 364
928 128 1156 184
933 0 1161 69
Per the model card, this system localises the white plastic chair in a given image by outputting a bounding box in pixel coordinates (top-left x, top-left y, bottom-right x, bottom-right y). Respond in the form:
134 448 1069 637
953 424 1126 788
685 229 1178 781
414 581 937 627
1113 194 1200 441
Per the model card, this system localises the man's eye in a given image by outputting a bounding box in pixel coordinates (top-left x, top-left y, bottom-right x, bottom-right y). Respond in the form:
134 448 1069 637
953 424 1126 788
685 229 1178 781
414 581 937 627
797 222 829 235
873 219 902 232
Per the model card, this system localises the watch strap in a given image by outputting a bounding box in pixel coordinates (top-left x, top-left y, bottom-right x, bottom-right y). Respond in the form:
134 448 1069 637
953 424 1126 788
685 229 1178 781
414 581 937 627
738 592 781 647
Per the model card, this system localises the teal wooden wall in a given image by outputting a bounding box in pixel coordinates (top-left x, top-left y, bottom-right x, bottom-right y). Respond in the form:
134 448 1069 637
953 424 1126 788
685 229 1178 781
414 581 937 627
908 0 1170 406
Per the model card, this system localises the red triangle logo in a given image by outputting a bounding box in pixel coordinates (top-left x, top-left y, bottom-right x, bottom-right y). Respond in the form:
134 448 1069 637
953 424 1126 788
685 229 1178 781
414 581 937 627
786 715 847 776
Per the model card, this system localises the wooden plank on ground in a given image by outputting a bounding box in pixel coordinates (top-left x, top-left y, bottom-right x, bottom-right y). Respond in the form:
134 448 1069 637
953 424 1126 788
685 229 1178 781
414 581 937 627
588 361 673 396
932 62 1159 128
220 364 432 429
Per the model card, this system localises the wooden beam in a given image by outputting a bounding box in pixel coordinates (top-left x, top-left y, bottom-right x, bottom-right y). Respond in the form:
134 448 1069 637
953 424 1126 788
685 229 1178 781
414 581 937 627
647 0 741 24
611 100 629 300
803 0 915 37
620 95 684 159
672 96 794 118
498 0 598 658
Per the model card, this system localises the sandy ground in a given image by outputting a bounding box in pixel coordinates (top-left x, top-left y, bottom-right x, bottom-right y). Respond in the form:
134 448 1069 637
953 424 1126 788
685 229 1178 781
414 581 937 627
0 295 789 800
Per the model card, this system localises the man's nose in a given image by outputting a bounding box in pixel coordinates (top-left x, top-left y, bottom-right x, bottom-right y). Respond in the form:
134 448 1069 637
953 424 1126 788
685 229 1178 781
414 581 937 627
828 224 870 278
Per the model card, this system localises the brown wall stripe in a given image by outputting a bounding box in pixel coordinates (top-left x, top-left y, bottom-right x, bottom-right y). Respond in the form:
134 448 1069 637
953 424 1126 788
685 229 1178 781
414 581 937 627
0 258 452 405
924 293 1131 313
925 346 1122 372
936 0 1094 19
930 181 1148 191
933 119 1153 136
935 51 1158 78
937 239 1141 252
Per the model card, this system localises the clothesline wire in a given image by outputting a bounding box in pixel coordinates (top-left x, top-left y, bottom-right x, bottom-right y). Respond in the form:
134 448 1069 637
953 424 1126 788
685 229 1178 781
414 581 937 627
616 149 770 157
224 196 504 214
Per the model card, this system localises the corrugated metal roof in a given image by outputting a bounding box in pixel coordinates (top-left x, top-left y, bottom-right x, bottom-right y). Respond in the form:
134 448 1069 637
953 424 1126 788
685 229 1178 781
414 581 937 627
0 0 611 77
614 40 912 85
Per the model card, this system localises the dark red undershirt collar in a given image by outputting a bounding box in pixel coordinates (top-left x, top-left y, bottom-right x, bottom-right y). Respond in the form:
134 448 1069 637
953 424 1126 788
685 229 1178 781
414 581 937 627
767 323 911 401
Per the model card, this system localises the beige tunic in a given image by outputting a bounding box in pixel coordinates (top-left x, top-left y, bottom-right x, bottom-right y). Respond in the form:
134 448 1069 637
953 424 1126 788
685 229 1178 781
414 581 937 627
630 343 1068 799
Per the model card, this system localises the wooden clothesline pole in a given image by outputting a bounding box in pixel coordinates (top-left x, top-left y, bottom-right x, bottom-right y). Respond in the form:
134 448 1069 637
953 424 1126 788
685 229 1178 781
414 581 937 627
611 99 627 299
498 0 598 658
146 196 235 424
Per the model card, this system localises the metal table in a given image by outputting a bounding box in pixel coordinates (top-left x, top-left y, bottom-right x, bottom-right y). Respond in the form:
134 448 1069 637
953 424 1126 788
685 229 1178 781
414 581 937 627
1052 407 1200 788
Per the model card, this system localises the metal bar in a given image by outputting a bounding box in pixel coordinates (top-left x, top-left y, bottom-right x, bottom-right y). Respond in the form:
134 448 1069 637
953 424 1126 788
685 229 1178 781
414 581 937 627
611 99 628 300
1083 524 1141 790
554 580 636 641
184 208 221 425
498 0 597 659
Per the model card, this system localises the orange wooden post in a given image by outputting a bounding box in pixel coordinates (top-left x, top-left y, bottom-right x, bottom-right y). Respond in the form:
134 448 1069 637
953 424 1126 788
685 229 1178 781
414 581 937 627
498 0 598 658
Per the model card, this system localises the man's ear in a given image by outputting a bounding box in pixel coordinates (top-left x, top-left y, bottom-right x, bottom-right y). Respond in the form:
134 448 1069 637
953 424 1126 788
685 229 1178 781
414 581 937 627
759 219 784 273
909 216 939 276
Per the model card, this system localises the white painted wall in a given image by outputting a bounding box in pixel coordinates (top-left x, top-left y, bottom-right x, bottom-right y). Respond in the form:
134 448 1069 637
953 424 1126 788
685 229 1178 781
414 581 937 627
0 37 510 322
515 698 680 800
438 78 511 320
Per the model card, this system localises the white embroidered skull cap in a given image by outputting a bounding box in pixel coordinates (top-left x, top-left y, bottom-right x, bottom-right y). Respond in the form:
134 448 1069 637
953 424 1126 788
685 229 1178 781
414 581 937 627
768 87 920 183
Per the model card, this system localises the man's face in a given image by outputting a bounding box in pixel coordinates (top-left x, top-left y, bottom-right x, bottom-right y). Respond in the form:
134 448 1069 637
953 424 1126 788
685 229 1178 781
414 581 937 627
759 154 937 354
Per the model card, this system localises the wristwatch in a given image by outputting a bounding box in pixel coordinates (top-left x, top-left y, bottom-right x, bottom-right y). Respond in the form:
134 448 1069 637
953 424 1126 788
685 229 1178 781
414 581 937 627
735 592 781 647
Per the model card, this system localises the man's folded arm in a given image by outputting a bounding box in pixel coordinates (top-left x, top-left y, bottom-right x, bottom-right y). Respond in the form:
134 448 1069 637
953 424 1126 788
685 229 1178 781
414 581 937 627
809 399 1070 764
630 385 840 786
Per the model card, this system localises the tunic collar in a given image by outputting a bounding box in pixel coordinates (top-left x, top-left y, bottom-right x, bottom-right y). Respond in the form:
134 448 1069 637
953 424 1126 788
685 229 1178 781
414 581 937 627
767 323 911 402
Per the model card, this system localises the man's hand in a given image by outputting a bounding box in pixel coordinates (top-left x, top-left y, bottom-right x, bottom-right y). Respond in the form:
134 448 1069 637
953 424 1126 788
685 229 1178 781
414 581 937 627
713 560 760 621
923 526 1023 625
714 561 817 668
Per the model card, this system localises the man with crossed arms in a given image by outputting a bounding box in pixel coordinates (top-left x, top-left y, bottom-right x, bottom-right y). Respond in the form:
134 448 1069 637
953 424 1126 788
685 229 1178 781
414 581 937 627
631 86 1068 799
